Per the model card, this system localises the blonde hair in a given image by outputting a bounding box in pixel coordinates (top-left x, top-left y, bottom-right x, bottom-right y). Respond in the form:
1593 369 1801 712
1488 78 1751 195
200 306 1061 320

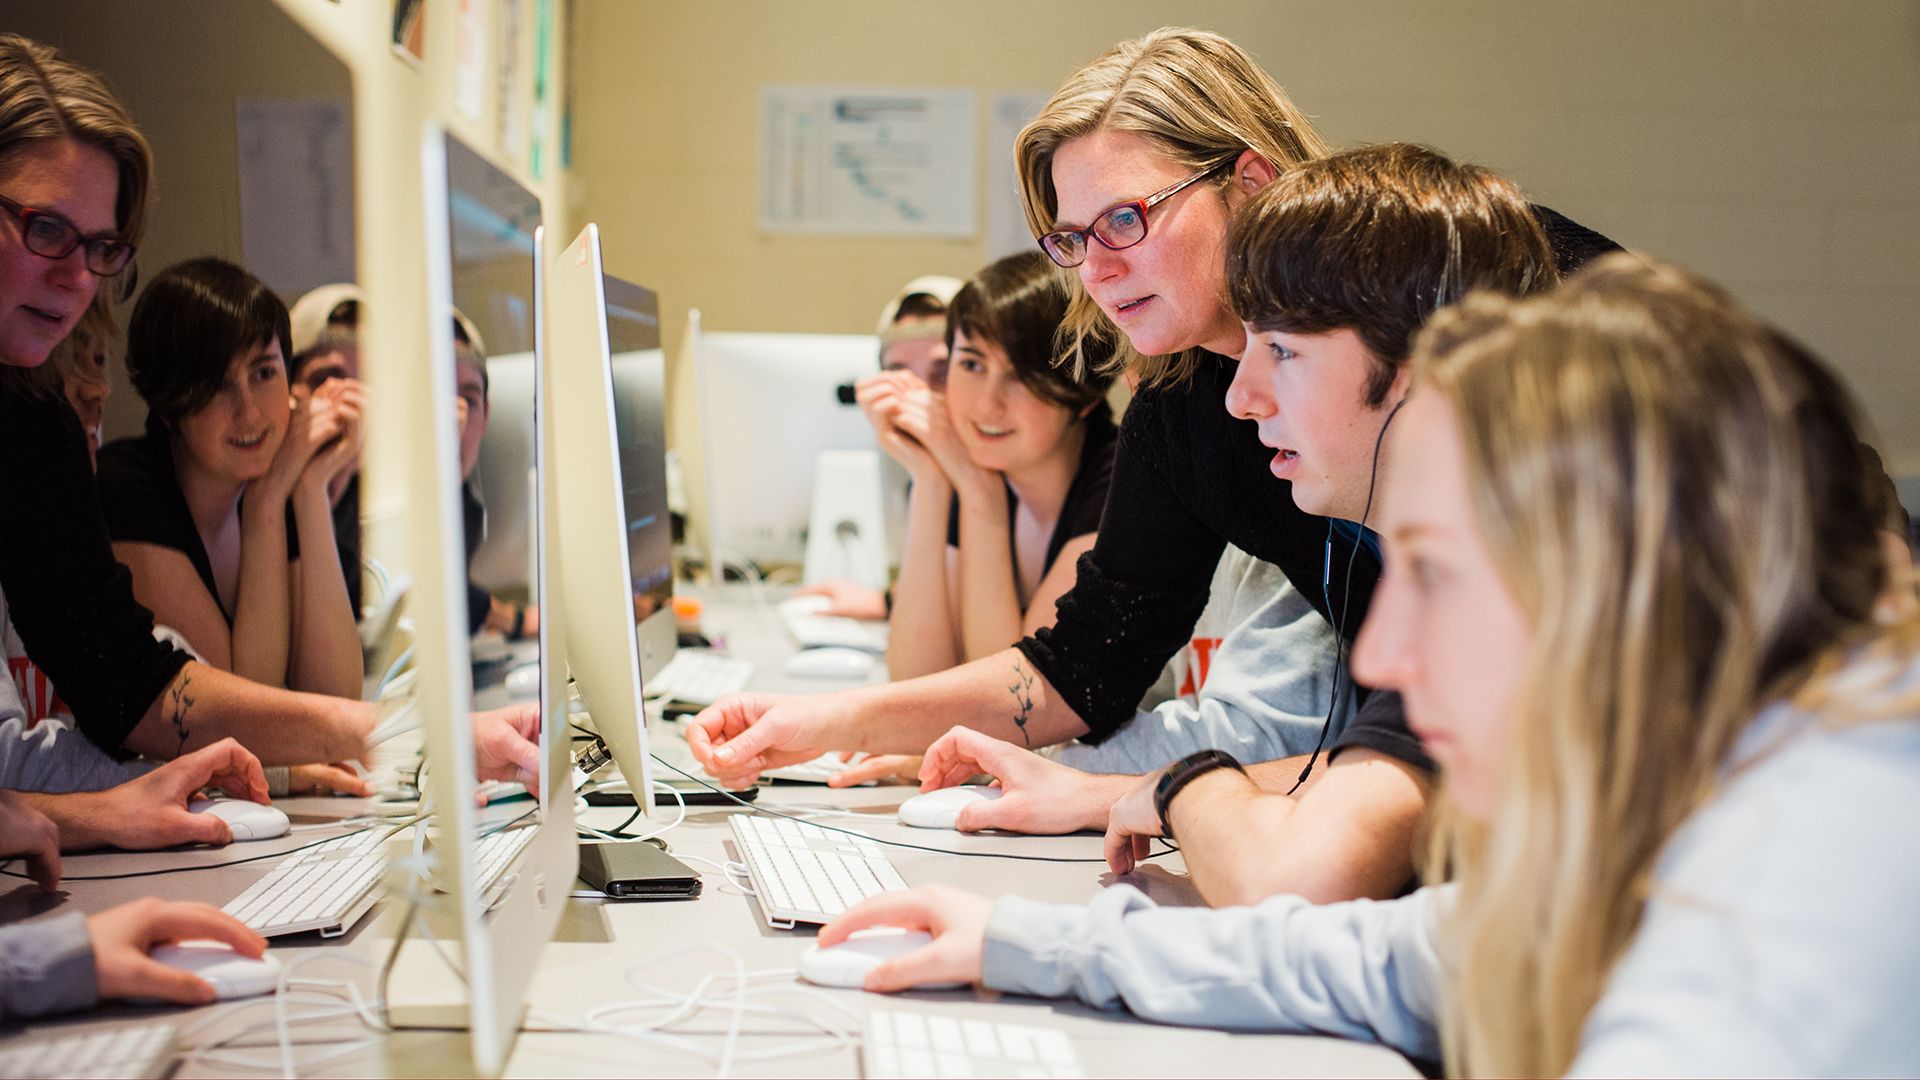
1014 28 1329 386
0 33 152 396
1413 254 1919 1077
0 34 153 252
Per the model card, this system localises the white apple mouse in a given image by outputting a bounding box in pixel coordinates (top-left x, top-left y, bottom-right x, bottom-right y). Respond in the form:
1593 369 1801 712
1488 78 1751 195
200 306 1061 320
783 647 876 680
503 661 540 697
187 798 290 842
147 941 282 1000
797 927 964 990
896 785 1003 830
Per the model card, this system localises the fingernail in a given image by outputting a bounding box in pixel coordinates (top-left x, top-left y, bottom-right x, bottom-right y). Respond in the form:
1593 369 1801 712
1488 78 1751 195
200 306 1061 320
715 747 734 763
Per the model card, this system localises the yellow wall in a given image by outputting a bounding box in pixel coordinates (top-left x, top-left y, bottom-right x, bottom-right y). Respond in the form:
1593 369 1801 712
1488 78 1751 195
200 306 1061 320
6 1 1915 470
572 0 1920 471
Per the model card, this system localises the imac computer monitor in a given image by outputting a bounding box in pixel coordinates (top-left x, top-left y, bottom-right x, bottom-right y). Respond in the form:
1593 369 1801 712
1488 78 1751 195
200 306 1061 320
389 130 574 1075
544 223 658 815
467 351 537 596
689 323 882 568
604 275 676 687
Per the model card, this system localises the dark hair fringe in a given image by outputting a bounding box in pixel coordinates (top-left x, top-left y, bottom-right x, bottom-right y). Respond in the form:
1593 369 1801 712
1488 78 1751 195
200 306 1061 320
1226 143 1557 406
946 251 1116 412
125 257 291 425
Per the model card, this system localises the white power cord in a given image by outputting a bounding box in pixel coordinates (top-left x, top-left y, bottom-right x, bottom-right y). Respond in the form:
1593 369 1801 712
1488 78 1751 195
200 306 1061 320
527 943 860 1077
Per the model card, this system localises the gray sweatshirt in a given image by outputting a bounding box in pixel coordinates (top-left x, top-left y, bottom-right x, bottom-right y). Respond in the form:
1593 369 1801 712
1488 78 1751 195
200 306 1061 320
0 913 97 1022
1 585 151 793
984 672 1920 1075
1047 547 1352 774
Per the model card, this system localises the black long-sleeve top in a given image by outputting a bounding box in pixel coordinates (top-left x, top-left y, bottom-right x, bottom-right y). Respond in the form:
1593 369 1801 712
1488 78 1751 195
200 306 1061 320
0 384 189 751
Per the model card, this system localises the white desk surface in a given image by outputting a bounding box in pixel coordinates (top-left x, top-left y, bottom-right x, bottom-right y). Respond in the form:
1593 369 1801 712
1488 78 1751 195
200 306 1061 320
2 585 1416 1079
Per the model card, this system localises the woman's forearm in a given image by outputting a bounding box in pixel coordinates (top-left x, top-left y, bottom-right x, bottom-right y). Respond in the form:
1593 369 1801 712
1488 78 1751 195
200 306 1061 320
230 501 292 688
288 486 364 699
954 489 1023 662
886 479 962 679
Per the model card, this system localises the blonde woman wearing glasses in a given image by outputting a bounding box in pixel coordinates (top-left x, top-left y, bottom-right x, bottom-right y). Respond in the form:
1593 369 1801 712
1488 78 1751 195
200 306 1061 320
817 256 1920 1077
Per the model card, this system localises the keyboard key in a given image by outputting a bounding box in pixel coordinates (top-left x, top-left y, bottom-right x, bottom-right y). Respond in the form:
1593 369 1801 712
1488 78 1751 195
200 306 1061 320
865 1011 1087 1080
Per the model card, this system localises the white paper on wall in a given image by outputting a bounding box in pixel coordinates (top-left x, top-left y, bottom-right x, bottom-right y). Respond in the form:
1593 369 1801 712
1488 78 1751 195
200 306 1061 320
234 98 355 300
760 86 977 237
987 91 1050 260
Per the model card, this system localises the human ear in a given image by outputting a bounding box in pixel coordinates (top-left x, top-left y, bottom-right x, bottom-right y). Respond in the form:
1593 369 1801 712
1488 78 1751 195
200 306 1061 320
1232 149 1280 193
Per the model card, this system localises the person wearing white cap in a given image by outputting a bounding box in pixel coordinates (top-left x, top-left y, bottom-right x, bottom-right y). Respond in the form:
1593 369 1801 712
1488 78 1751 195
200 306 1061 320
794 274 964 621
873 274 964 388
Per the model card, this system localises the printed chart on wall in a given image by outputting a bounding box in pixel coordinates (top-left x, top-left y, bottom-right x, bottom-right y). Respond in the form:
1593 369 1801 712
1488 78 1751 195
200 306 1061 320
760 86 977 237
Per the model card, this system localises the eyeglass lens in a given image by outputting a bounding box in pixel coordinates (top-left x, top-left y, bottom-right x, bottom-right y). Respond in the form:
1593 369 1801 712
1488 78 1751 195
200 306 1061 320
10 203 133 275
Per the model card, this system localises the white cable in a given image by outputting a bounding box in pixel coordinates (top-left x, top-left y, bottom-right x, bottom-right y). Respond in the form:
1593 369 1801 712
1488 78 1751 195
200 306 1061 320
712 548 773 616
531 950 856 1075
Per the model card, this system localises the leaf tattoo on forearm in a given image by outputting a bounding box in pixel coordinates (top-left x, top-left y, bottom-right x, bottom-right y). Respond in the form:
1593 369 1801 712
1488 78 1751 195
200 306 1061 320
1008 663 1036 748
167 675 194 754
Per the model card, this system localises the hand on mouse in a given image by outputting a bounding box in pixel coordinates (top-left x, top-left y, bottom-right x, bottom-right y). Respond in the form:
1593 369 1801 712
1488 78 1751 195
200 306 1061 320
818 886 993 993
918 727 1135 834
792 579 888 621
88 898 266 1005
26 738 268 851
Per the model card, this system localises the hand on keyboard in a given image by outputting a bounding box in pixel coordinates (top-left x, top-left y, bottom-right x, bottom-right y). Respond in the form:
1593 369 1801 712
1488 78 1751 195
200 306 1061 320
686 692 842 789
89 898 266 1005
816 885 993 993
826 753 923 787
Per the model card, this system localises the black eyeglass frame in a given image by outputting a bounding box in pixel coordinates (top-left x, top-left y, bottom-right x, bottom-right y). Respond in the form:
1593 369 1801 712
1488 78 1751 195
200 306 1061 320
0 192 137 277
1037 160 1233 269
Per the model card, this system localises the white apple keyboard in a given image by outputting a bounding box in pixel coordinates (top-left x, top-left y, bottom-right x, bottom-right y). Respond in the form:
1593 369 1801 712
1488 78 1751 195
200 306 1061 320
864 1009 1086 1079
647 649 754 705
763 751 872 785
728 814 907 926
778 596 888 652
222 827 388 938
0 1024 176 1079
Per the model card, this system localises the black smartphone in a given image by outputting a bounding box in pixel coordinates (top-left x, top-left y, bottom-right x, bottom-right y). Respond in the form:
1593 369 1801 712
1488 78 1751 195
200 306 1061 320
577 840 702 899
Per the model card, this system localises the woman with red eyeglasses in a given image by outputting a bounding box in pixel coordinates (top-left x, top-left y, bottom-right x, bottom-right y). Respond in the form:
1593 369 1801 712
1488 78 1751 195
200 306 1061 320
0 32 548 1018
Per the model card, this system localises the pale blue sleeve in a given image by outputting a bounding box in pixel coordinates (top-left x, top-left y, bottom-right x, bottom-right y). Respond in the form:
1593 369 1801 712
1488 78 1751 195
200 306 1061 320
981 883 1447 1063
0 913 98 1022
1569 719 1920 1077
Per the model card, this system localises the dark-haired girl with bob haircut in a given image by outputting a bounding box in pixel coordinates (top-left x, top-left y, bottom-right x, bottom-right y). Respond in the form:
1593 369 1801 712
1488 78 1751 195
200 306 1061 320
97 257 363 708
862 251 1118 682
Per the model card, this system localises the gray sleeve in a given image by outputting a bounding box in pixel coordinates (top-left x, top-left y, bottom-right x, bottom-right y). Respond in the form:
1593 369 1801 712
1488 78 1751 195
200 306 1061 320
1568 718 1920 1077
981 883 1447 1062
1044 560 1349 774
0 913 98 1021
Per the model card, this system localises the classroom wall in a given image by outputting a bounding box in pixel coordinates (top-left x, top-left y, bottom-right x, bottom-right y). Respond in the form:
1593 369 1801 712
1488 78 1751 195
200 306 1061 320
4 0 351 443
571 0 1920 474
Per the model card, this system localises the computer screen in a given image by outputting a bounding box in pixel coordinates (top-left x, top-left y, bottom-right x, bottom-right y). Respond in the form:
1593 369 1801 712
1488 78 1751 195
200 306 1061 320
466 351 537 596
691 325 882 567
385 130 575 1074
544 223 657 817
604 275 676 685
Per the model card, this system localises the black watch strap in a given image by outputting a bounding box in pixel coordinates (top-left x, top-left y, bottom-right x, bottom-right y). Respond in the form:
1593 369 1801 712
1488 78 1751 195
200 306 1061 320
1153 749 1245 840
